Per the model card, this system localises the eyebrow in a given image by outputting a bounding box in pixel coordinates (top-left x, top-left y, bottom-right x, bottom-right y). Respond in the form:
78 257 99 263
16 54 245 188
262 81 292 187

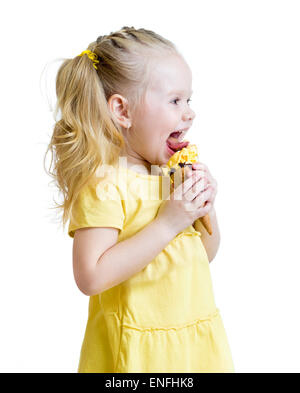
168 89 193 96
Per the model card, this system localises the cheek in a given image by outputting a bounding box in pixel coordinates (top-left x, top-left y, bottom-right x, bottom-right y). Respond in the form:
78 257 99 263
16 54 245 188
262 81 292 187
135 105 178 145
141 109 162 131
158 116 178 138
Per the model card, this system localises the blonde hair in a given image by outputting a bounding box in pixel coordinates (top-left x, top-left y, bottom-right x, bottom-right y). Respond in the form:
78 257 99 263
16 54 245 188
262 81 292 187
44 26 178 230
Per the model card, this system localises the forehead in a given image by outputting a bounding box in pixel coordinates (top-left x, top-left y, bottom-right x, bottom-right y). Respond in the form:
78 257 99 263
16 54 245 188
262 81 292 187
147 54 193 96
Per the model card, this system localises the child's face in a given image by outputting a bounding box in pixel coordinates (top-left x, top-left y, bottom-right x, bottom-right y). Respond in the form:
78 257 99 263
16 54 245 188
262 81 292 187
125 54 196 169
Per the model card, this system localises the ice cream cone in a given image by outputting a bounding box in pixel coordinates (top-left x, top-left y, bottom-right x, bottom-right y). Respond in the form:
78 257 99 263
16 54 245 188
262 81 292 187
167 144 213 236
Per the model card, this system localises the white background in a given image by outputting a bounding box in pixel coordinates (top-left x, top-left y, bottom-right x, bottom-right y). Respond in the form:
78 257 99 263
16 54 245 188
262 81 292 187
0 0 299 373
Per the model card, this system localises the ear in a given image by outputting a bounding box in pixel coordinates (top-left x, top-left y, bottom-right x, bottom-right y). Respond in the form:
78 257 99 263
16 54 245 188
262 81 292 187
108 94 131 128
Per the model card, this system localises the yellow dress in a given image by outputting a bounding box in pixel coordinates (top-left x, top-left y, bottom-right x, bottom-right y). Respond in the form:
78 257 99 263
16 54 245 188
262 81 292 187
68 165 235 373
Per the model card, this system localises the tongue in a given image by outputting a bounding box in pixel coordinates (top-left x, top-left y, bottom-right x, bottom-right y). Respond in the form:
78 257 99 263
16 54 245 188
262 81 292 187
167 136 190 152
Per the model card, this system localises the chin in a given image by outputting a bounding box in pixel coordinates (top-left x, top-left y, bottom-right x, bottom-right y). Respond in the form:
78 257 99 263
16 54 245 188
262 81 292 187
154 155 167 166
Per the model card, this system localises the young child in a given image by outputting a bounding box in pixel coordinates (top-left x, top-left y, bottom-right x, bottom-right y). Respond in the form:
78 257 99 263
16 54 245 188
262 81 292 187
45 26 234 373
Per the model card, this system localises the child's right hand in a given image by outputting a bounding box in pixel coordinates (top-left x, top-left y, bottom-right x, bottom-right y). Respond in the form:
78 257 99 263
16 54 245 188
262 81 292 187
156 169 213 235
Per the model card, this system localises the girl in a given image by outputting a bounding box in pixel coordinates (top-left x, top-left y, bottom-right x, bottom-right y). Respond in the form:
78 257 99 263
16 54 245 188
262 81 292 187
45 26 234 373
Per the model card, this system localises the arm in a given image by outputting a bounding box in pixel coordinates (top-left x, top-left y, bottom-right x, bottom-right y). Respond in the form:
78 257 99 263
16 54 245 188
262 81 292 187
73 218 177 296
193 206 220 263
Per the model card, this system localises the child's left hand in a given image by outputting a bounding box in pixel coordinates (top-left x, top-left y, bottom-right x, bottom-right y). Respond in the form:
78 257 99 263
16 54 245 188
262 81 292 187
188 162 218 208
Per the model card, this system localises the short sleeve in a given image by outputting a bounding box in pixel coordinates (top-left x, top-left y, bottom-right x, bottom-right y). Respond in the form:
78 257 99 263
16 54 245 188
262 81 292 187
68 179 125 238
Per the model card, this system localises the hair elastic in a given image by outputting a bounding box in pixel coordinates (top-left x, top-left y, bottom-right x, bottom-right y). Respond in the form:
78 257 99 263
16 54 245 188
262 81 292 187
78 50 100 70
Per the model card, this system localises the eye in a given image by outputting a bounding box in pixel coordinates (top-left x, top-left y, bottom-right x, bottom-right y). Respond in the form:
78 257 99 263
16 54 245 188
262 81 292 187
171 98 192 105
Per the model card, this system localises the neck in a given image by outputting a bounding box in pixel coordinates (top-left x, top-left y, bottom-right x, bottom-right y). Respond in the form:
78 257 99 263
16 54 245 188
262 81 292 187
119 149 163 176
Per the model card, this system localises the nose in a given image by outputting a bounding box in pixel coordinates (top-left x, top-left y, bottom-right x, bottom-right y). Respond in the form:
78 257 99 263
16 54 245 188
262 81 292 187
183 107 196 121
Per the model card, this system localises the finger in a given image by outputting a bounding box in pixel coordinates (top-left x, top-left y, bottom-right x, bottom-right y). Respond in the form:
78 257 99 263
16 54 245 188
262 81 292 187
192 162 207 170
182 171 207 195
210 187 217 205
195 164 213 183
191 164 215 187
173 171 202 199
184 178 209 201
208 182 218 200
184 168 206 178
186 167 194 177
193 187 213 209
197 201 212 215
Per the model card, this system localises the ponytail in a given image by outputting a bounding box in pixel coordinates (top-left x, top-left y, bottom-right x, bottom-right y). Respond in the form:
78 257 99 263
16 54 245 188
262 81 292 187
44 26 178 230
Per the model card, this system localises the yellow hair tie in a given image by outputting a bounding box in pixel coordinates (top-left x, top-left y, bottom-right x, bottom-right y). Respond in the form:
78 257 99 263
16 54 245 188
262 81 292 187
78 50 100 70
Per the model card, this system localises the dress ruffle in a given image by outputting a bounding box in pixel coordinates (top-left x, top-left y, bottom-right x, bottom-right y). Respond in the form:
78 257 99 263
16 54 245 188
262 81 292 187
114 308 234 373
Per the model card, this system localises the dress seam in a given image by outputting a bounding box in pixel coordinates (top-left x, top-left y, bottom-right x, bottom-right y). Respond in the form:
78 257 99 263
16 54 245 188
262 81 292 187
113 312 123 373
120 308 220 332
173 230 202 241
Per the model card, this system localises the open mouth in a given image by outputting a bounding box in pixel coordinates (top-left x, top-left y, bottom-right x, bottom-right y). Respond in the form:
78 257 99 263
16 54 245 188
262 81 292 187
166 130 189 153
169 131 182 140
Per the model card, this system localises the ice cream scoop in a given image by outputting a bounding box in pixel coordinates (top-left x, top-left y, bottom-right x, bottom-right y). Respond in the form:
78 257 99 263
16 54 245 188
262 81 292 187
166 143 213 236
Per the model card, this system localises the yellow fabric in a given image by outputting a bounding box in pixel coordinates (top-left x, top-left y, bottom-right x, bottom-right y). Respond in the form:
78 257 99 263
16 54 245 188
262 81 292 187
68 165 235 373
